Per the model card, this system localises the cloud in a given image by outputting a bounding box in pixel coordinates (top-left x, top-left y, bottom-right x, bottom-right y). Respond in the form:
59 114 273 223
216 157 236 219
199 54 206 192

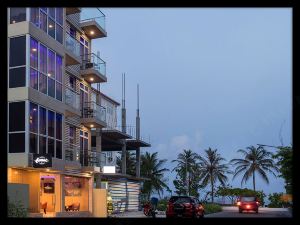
170 134 190 150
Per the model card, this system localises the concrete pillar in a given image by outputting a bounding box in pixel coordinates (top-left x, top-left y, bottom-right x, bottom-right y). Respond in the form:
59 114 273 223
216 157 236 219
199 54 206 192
136 148 140 177
95 128 102 188
121 140 126 174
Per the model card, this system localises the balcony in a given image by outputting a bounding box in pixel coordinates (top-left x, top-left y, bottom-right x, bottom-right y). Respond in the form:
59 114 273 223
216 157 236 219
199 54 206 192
80 53 107 83
65 33 81 65
80 8 107 39
81 101 106 128
80 149 102 173
66 7 81 15
65 87 81 116
65 144 81 162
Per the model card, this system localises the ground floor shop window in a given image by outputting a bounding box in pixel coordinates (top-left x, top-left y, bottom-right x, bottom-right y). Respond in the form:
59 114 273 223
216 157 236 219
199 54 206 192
64 176 89 211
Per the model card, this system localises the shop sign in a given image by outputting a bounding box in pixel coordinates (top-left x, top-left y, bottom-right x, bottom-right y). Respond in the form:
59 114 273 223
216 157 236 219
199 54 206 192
33 154 52 168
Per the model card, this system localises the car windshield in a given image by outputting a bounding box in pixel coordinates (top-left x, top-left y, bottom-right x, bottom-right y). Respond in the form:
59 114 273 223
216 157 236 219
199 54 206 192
240 197 256 202
174 197 192 204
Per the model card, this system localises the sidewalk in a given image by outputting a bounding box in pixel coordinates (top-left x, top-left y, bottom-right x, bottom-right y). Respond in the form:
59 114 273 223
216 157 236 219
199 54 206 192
109 210 166 218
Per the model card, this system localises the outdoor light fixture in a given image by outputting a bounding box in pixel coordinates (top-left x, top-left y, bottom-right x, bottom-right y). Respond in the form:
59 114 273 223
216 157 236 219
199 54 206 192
90 31 95 35
12 20 16 24
90 77 94 81
90 124 94 128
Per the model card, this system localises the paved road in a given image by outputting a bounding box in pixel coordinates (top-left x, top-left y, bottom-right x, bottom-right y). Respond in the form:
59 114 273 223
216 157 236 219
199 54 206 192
111 206 292 218
206 206 292 218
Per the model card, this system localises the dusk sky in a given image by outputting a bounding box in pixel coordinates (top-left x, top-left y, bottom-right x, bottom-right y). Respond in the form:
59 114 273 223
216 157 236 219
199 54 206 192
86 8 292 199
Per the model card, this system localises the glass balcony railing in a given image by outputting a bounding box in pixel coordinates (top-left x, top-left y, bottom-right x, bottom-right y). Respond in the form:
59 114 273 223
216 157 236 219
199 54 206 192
65 87 80 110
65 144 80 162
81 53 106 76
82 101 106 123
80 149 101 167
65 32 80 57
80 8 106 32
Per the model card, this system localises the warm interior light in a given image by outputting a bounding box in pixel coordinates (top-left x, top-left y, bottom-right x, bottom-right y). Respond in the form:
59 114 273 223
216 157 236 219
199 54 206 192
12 20 16 24
33 108 37 111
32 48 37 52
90 31 95 35
47 73 51 77
49 24 53 28
46 169 50 172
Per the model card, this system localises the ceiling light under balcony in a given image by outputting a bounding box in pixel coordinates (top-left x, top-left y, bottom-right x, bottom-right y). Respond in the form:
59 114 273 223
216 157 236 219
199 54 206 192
90 77 94 81
90 30 95 35
90 124 94 128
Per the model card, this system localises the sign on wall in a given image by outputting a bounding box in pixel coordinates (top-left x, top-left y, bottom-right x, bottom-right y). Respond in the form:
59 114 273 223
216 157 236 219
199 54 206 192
33 154 52 168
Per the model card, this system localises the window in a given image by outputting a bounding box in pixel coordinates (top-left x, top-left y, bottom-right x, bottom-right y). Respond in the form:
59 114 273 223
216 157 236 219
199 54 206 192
69 76 75 89
80 36 89 61
48 18 55 39
48 110 55 137
56 24 63 44
9 36 26 67
69 126 75 145
30 8 39 27
48 138 55 157
10 8 26 24
9 133 25 153
70 27 76 38
39 72 47 94
56 141 62 159
29 102 38 133
39 107 47 135
56 83 62 101
9 67 26 88
48 78 55 98
56 113 62 140
29 133 38 153
56 8 63 25
56 55 62 100
39 136 47 154
9 102 25 132
40 11 47 33
30 38 38 69
39 44 47 74
48 8 55 19
48 49 55 78
30 69 38 90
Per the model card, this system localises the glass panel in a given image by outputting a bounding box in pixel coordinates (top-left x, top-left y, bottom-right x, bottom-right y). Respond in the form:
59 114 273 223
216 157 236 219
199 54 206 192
39 44 47 74
48 78 55 98
48 110 55 137
48 138 55 157
56 8 63 25
69 76 75 89
29 133 38 153
47 49 55 78
30 8 39 27
56 24 63 44
56 82 62 101
48 8 55 19
30 68 38 90
39 106 47 135
9 36 26 67
39 72 47 94
56 55 62 82
29 102 38 133
56 140 62 159
9 102 25 132
48 18 55 39
39 136 47 154
40 8 47 13
40 11 47 33
10 8 26 24
69 126 75 145
70 27 76 38
56 113 62 140
9 67 26 88
30 37 38 69
9 133 25 153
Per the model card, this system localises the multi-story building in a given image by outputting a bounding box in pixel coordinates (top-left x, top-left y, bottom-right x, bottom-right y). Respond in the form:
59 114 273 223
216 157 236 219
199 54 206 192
7 7 151 217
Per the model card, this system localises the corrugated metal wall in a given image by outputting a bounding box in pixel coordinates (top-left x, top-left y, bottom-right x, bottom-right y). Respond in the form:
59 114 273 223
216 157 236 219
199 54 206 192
108 178 141 212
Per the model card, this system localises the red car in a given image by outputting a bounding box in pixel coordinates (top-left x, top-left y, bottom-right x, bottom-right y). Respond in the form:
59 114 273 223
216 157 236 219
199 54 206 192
236 196 260 213
166 196 205 218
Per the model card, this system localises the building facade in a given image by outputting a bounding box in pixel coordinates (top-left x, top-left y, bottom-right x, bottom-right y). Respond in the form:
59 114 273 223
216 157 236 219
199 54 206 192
7 7 150 217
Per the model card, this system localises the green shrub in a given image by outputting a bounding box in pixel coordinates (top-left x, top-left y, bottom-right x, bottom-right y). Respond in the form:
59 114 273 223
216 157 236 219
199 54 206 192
157 198 168 211
203 203 222 214
7 198 28 217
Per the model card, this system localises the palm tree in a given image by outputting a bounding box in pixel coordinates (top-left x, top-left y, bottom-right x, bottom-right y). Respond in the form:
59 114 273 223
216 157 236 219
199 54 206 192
141 152 169 200
230 145 279 191
198 148 230 203
172 149 200 196
116 151 136 176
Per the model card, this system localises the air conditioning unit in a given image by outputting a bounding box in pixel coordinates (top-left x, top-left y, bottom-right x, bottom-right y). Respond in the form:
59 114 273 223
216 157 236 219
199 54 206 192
85 62 94 69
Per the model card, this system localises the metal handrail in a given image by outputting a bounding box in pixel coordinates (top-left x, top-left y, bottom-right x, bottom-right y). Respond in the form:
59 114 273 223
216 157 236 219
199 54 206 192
80 149 101 167
80 53 106 76
80 8 106 30
65 144 80 162
82 101 106 122
65 32 80 57
65 86 80 110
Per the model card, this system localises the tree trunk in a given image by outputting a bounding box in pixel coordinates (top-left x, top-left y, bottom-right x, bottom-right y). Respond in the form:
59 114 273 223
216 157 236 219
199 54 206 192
211 176 214 203
253 171 256 191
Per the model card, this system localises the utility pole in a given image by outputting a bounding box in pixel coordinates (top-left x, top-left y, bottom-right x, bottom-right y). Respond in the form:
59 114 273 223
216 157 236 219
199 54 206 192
121 73 127 174
136 84 141 177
